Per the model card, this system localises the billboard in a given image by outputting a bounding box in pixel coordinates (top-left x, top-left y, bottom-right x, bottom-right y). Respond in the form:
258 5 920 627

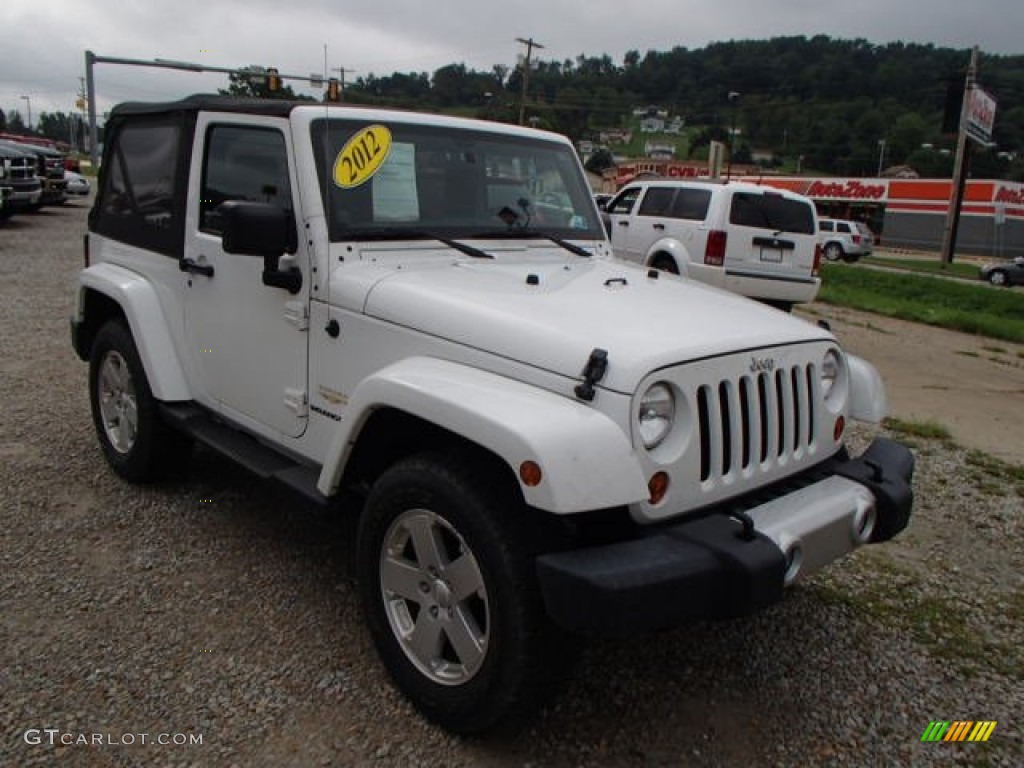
966 87 997 146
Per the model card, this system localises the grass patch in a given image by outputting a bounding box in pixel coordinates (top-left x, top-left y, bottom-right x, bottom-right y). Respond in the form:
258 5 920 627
982 345 1008 354
965 450 1024 497
815 563 1022 677
956 350 981 358
860 256 979 280
883 417 954 442
817 265 1024 343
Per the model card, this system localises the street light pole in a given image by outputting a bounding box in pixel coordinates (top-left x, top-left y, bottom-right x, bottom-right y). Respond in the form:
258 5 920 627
20 95 32 132
726 91 740 180
876 138 886 176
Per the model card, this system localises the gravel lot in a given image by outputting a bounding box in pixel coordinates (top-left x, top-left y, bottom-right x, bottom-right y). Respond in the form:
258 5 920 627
1 201 1021 767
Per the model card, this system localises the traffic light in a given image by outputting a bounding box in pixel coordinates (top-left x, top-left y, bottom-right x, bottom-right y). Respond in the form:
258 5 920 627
267 67 280 92
327 78 340 102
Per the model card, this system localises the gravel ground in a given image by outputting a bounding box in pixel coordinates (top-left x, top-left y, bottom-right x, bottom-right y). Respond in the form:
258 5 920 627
1 201 1021 767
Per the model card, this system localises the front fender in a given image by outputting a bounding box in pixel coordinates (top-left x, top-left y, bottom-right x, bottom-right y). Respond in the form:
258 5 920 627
317 357 649 513
77 263 190 401
644 238 694 276
847 354 888 423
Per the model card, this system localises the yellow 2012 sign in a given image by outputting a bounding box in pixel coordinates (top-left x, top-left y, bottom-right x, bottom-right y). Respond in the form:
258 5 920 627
333 125 392 188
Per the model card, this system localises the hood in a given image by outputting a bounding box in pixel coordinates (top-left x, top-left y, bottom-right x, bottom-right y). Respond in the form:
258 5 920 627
346 248 831 393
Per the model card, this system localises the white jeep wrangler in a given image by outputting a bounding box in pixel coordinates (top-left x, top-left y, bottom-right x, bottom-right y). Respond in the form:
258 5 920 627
71 95 914 734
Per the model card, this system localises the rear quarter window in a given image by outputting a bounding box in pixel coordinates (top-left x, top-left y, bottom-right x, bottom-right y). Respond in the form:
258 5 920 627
91 114 192 257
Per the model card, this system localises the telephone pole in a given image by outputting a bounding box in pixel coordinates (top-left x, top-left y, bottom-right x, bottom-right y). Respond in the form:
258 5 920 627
331 66 357 101
939 45 979 266
515 37 544 126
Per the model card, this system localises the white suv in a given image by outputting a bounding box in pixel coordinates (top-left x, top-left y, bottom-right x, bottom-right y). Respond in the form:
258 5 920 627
605 180 821 310
818 218 875 262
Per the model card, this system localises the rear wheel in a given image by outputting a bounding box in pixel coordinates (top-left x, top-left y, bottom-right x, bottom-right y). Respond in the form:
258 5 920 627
88 320 191 482
357 452 574 734
988 270 1008 287
650 253 679 274
823 242 843 262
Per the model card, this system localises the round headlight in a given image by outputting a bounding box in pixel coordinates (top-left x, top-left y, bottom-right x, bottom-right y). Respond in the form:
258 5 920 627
638 383 675 449
821 349 841 399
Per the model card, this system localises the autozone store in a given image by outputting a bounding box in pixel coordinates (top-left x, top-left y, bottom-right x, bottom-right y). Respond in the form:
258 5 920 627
746 177 1024 259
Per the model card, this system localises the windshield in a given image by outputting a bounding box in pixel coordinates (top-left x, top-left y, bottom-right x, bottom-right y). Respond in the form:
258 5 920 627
310 118 604 242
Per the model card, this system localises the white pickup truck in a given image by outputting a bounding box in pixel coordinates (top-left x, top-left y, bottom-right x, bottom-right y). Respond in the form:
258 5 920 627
71 95 913 734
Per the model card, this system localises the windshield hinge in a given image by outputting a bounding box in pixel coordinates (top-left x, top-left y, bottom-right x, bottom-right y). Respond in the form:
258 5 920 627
284 388 308 417
284 300 309 331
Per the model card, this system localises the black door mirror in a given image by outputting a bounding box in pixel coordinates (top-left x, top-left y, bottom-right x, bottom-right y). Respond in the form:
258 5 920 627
218 201 302 293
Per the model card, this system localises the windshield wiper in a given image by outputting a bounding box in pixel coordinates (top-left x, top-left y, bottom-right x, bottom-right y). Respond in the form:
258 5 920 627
471 229 592 258
338 228 493 259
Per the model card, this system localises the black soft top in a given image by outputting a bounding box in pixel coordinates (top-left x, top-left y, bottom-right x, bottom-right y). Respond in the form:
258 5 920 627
109 93 303 119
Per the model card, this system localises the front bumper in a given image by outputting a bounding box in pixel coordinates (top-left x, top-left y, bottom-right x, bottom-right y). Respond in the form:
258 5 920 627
536 437 913 633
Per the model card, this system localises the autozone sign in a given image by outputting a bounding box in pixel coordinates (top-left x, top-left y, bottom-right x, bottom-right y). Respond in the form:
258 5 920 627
805 179 888 200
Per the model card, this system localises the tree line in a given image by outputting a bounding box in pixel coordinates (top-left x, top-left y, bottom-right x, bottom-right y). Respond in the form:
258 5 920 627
8 36 1023 179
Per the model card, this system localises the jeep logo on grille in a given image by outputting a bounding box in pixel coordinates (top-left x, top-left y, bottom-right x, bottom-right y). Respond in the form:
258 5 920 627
749 356 776 373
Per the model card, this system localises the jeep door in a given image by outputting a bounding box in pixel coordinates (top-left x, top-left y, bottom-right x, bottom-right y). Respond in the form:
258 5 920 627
182 116 309 438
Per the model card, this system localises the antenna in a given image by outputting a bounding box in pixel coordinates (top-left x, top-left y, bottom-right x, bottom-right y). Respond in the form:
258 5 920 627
323 44 334 329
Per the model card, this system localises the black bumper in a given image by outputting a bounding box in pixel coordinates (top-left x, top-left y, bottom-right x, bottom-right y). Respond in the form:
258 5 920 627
535 438 914 633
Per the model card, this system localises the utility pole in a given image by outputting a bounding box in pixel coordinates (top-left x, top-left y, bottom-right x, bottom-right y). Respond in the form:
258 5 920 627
20 95 32 132
515 37 544 126
331 66 357 101
939 45 979 267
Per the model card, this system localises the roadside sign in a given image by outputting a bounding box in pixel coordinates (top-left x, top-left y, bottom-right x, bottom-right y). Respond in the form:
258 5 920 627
965 87 996 146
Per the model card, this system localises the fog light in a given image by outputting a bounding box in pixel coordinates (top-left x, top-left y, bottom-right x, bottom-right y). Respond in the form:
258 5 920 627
519 461 542 487
648 472 669 505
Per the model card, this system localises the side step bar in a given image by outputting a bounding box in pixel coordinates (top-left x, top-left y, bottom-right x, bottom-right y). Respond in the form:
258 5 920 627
160 403 329 506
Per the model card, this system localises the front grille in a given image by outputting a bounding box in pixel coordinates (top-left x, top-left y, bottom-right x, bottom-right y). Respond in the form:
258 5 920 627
696 363 818 483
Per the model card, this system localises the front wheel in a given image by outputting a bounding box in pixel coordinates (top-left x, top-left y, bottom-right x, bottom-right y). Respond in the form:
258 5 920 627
88 320 191 482
988 270 1008 287
357 452 574 734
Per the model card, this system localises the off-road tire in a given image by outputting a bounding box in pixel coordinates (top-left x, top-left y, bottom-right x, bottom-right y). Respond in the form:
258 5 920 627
357 452 575 734
88 320 191 482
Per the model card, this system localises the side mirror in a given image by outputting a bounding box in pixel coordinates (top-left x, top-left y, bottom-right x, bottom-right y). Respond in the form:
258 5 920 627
218 201 302 294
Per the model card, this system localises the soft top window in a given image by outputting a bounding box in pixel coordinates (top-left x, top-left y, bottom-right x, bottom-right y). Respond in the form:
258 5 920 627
90 113 192 256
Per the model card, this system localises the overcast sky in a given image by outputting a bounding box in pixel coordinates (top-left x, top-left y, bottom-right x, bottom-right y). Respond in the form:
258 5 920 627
2 0 1022 125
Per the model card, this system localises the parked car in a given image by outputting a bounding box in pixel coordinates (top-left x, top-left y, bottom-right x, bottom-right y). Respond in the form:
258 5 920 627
818 218 874 262
0 142 43 216
64 170 91 196
0 141 67 206
979 256 1024 286
605 179 821 311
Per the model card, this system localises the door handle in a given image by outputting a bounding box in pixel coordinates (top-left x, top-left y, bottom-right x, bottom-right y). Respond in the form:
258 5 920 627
180 258 214 277
653 223 665 231
617 220 629 227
